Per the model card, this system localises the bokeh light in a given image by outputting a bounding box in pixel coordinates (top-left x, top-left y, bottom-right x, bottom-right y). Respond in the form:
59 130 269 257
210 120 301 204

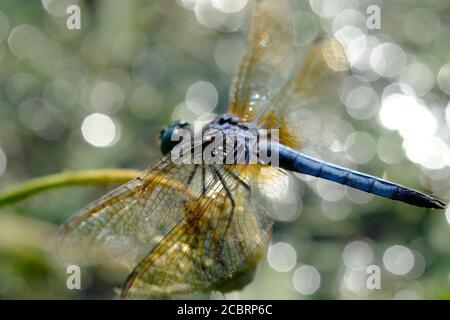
321 199 352 220
370 43 406 78
292 265 321 295
81 113 118 148
437 63 450 95
399 63 435 97
315 180 346 202
345 85 379 120
267 242 297 273
341 266 369 296
8 24 45 60
383 245 414 276
379 94 437 140
194 1 228 28
345 132 376 164
446 206 450 224
212 0 248 13
186 81 218 114
309 0 347 18
41 0 80 17
90 81 124 114
6 73 40 104
343 241 373 269
18 97 66 140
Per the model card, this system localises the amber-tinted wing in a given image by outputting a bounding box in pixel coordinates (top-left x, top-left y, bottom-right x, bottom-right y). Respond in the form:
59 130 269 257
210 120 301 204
272 37 350 155
228 0 295 122
56 155 206 266
277 37 349 101
121 164 280 299
228 0 350 155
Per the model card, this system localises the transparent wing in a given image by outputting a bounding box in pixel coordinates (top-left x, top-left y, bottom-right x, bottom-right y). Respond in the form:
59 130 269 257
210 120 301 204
272 37 351 157
120 164 284 299
227 0 351 159
280 37 349 100
228 0 295 122
56 155 207 266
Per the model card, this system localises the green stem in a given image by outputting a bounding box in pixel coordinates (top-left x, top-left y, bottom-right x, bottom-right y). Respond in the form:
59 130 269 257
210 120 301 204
0 169 140 208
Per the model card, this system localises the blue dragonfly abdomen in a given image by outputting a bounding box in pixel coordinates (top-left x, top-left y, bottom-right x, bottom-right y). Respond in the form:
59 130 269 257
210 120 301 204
277 144 446 209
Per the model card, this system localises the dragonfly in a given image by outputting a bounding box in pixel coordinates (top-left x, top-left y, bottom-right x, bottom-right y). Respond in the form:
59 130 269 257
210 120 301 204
56 0 445 299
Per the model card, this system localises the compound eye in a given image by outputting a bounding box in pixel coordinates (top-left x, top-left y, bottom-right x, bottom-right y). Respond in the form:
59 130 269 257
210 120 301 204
159 128 167 137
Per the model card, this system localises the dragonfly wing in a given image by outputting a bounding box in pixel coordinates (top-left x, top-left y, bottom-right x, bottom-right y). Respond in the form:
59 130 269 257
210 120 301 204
121 164 281 299
282 37 349 100
274 37 351 155
228 0 350 156
228 0 295 122
56 155 205 266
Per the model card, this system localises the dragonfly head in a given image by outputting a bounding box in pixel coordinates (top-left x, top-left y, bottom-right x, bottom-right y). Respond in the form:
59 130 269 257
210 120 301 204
159 120 192 155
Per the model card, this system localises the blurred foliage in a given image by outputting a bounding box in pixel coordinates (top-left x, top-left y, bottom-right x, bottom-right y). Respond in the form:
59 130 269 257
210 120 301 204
0 0 450 299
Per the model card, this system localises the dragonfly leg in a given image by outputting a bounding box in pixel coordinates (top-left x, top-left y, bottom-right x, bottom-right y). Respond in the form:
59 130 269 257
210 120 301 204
187 164 198 186
202 166 206 195
210 166 236 210
210 166 236 240
223 167 250 191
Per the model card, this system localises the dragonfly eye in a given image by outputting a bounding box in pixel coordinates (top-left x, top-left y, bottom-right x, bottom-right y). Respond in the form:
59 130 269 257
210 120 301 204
159 120 191 155
159 128 167 137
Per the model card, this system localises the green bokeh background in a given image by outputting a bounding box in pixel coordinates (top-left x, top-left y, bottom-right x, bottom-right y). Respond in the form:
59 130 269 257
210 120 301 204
0 0 450 299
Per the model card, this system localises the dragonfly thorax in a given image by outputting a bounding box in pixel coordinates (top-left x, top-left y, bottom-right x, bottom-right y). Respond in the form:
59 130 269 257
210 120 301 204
160 115 274 165
201 116 268 165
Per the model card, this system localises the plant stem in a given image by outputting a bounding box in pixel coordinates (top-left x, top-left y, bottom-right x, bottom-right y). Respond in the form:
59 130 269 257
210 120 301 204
0 169 140 207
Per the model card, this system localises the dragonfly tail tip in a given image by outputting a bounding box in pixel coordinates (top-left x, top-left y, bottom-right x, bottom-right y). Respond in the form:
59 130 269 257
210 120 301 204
431 198 447 209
